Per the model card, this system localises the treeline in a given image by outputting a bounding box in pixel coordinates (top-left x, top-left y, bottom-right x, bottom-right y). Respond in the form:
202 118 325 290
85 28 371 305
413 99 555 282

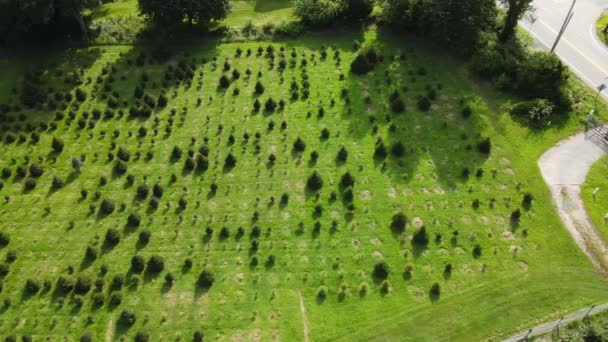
0 0 231 46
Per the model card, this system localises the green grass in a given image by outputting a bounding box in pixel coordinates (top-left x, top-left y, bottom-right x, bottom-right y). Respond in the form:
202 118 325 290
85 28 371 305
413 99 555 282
225 0 294 27
0 27 607 341
596 12 608 46
583 156 608 242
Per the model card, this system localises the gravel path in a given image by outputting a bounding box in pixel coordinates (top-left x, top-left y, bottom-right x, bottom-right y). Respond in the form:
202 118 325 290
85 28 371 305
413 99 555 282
538 130 608 272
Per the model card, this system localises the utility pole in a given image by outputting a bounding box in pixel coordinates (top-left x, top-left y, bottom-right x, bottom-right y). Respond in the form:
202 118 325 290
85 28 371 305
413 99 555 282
551 0 577 53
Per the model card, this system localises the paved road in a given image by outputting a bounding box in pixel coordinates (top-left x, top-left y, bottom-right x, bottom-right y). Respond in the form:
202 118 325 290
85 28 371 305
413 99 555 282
523 0 608 101
539 129 608 272
503 302 608 341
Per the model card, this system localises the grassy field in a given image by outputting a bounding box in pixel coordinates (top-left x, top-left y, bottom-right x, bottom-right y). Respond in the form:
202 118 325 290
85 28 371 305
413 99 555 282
583 156 608 242
0 26 607 341
597 12 608 46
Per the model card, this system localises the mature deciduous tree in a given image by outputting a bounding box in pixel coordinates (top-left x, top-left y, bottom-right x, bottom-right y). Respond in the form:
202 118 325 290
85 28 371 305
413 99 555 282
499 0 534 42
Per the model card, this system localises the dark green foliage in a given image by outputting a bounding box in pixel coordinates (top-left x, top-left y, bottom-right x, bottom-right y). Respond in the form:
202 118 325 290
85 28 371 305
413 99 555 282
293 137 306 153
373 261 389 279
131 255 145 273
473 244 482 258
137 184 150 199
134 331 150 342
350 54 373 75
139 230 151 245
105 228 120 246
146 255 164 274
193 330 204 342
255 81 265 94
383 0 497 52
74 275 92 294
56 276 74 294
522 193 534 209
430 282 441 297
85 245 98 261
417 96 431 111
197 269 214 289
306 171 323 192
253 98 261 112
51 137 64 153
99 199 115 215
390 97 405 113
52 175 65 189
477 138 491 154
340 171 355 188
219 75 230 88
25 278 40 293
110 292 122 306
391 142 405 158
24 178 37 190
0 232 9 247
29 164 44 178
224 153 237 169
0 263 9 278
265 97 277 112
118 309 136 327
128 213 141 227
511 208 521 223
336 146 348 162
374 141 388 159
412 226 429 246
390 212 407 233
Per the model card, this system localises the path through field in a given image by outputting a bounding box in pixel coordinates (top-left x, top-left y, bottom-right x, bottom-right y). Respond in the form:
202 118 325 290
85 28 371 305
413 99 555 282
539 130 608 272
299 291 310 342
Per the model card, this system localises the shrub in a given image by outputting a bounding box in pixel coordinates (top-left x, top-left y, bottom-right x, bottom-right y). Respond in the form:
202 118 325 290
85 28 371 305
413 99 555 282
340 171 355 188
511 208 521 223
105 228 120 246
219 75 230 88
253 98 261 112
29 164 44 178
293 137 306 153
224 153 237 169
523 193 534 208
430 282 441 297
0 232 10 247
24 178 37 190
413 226 429 247
342 187 354 203
134 331 150 342
153 184 164 198
511 98 556 128
390 212 407 233
56 276 74 294
193 330 204 342
390 97 405 113
138 230 151 245
417 97 431 111
147 255 165 274
380 279 391 294
0 263 8 278
99 199 115 215
74 275 92 294
131 255 145 273
350 54 373 75
25 278 41 293
51 137 64 153
118 309 136 327
157 93 168 107
127 213 141 227
52 176 65 189
75 88 87 102
197 270 214 289
461 105 472 118
391 142 405 158
317 285 328 301
265 97 277 112
255 81 265 94
477 138 491 154
85 246 98 261
136 184 149 199
374 141 387 159
373 261 389 279
336 146 348 162
473 244 482 257
306 171 323 192
110 292 122 306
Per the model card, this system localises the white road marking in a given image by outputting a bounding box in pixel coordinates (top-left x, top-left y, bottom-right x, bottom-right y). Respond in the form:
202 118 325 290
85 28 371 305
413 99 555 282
589 23 608 58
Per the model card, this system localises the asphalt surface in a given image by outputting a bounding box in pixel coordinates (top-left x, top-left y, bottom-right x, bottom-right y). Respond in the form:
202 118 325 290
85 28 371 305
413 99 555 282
523 0 608 101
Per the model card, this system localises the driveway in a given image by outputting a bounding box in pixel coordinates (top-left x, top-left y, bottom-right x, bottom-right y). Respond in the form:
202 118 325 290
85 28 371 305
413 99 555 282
525 0 608 100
